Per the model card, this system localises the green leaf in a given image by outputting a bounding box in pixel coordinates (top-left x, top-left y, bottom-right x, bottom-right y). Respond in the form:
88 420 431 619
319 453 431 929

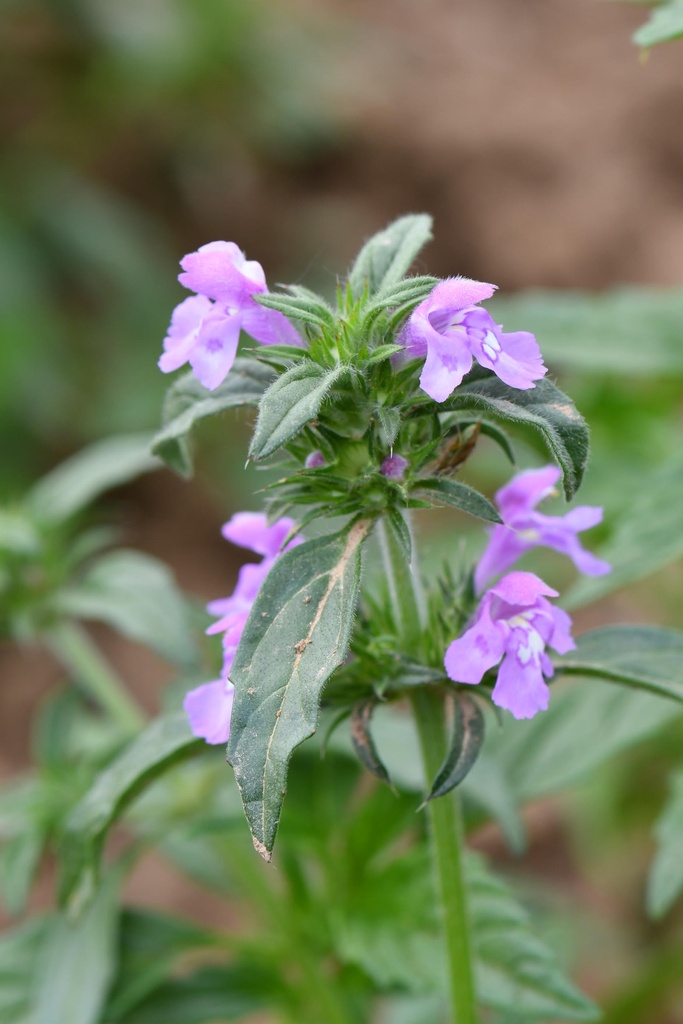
488 287 683 375
372 275 439 309
152 359 275 477
228 521 370 858
489 678 680 803
103 909 220 1020
350 700 391 784
0 829 44 915
634 0 683 47
108 964 280 1024
55 550 197 667
469 856 599 1020
563 450 683 609
647 771 683 918
0 917 46 1024
442 375 589 500
27 435 159 523
426 693 485 801
249 361 347 461
255 291 335 330
376 406 401 446
411 476 502 523
365 343 405 365
34 870 122 1024
348 215 433 299
60 712 202 908
554 626 683 703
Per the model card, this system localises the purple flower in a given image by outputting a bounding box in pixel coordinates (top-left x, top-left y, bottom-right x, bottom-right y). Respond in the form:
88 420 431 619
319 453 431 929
159 241 302 391
380 453 409 480
401 277 547 402
444 571 575 720
305 449 326 469
474 465 611 592
183 512 302 745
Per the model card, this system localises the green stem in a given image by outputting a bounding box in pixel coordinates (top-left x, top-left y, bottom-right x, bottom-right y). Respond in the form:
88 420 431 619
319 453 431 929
46 619 145 735
380 511 478 1024
225 840 357 1024
412 688 478 1024
378 516 425 655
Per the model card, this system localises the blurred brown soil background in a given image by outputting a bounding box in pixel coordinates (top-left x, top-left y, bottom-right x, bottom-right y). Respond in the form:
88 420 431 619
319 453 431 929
2 0 683 1005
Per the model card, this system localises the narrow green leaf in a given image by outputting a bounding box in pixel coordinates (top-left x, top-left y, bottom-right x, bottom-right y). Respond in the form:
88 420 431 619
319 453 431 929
412 476 502 524
109 964 281 1024
634 0 683 47
443 375 589 500
103 909 220 1020
55 550 197 667
34 870 122 1024
151 359 275 477
564 450 683 609
249 361 347 461
385 506 412 562
554 626 683 703
255 291 335 329
365 343 405 366
0 916 46 1024
427 693 485 801
351 701 391 783
27 435 159 523
372 275 439 309
469 856 599 1020
376 406 401 445
348 215 433 299
647 771 683 918
228 521 371 858
60 713 202 907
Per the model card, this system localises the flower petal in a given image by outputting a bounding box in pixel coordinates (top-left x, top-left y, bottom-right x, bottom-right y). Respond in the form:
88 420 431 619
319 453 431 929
489 571 558 608
221 512 297 558
158 295 214 373
240 302 303 347
183 679 234 745
179 241 266 304
444 601 506 685
495 466 561 519
491 650 550 719
187 309 242 390
474 525 530 593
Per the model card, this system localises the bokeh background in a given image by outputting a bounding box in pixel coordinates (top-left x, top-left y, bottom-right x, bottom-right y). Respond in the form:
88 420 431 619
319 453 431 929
3 0 683 1016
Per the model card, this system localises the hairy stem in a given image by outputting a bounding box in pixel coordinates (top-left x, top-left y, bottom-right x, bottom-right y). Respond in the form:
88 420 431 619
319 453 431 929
380 511 478 1023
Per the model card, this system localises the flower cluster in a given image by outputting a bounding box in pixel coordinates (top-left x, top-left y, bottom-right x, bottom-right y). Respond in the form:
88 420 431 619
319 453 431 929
445 466 608 719
158 237 608 741
159 242 302 391
183 513 300 744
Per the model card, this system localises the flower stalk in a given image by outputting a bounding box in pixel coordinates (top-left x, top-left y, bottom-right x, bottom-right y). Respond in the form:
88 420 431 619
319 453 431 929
380 513 478 1024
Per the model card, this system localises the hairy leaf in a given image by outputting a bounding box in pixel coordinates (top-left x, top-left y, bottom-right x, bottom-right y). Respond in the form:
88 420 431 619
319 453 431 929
554 626 683 703
60 713 202 907
351 701 391 783
250 362 347 461
426 693 485 801
411 476 502 523
442 375 589 499
564 450 683 609
152 359 275 476
55 549 197 667
348 215 433 299
27 435 159 522
255 291 335 330
489 287 683 375
647 771 683 919
634 0 683 47
228 521 370 858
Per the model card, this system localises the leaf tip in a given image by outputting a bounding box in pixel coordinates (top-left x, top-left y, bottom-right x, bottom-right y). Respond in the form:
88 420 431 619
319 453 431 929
252 835 272 862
